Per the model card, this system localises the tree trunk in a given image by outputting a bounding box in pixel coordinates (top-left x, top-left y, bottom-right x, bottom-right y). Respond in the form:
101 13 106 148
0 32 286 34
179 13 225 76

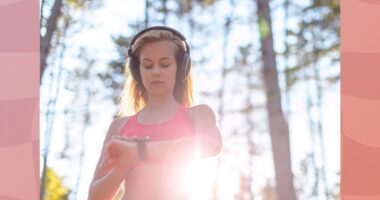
40 0 63 84
255 0 297 199
145 0 149 28
162 0 168 25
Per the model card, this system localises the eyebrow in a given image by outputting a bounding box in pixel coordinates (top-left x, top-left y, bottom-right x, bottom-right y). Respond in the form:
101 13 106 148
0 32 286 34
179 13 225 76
142 57 172 61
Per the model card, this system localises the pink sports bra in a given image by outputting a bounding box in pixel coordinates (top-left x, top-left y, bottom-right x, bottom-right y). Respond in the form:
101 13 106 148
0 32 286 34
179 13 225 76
119 103 195 140
118 104 196 170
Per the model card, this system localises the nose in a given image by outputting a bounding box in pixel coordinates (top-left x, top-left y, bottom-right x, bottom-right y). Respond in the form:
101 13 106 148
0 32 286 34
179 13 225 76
152 65 161 76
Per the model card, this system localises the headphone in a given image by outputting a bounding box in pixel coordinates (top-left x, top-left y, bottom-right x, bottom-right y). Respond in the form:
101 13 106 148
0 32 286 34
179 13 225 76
127 26 191 84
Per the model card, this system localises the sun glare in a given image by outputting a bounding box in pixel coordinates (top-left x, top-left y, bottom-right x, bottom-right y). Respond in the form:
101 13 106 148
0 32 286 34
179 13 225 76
181 145 217 200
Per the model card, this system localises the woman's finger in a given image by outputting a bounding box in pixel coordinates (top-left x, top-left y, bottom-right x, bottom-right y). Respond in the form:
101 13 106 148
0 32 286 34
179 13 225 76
125 137 134 142
129 135 137 141
102 146 111 168
102 154 109 169
118 136 133 142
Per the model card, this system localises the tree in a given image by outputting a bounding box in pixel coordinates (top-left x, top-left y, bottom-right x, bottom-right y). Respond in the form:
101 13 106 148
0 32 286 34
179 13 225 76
283 0 340 198
43 167 70 200
40 0 63 84
40 0 103 84
40 1 103 198
255 0 297 199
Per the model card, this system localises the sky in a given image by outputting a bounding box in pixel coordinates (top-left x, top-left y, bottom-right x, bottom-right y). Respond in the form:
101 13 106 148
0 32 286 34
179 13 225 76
40 0 340 199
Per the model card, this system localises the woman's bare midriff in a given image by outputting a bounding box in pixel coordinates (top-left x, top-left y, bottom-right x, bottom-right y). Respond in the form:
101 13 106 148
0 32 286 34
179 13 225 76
121 163 189 200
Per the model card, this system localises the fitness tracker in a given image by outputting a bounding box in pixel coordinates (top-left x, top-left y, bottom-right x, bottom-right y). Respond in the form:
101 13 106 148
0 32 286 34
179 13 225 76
134 136 150 161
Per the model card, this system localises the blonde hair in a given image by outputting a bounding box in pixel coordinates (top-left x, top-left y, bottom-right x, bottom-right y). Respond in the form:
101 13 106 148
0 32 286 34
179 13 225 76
116 29 193 117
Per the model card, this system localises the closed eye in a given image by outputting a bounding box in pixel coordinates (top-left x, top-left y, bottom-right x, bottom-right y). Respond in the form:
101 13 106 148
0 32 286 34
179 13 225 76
143 64 171 69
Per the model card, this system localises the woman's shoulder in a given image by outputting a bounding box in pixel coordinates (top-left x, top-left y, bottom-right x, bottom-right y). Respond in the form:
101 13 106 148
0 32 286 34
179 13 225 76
185 104 217 125
186 104 214 115
109 115 132 135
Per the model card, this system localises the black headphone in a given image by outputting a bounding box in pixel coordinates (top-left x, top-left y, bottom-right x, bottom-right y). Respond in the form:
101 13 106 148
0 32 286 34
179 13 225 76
127 26 191 84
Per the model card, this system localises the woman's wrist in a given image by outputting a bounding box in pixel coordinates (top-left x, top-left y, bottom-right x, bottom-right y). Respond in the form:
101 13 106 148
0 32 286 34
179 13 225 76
114 141 139 170
111 135 153 170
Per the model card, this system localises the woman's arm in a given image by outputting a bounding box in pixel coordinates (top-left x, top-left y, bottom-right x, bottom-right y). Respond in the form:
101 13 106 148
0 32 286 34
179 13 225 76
88 117 135 200
146 104 222 163
88 166 128 200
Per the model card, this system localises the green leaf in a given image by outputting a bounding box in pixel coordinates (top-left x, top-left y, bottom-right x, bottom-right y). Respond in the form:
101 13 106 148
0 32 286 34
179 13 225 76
44 167 70 200
259 17 270 39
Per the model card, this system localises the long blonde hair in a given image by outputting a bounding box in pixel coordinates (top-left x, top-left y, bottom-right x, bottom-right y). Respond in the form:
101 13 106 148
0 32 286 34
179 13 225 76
116 29 193 117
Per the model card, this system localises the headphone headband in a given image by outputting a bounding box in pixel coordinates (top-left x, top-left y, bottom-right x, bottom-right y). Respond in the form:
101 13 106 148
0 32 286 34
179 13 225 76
128 26 189 57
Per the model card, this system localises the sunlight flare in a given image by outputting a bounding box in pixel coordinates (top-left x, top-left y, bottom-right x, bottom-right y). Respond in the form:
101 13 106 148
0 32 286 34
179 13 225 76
181 142 216 200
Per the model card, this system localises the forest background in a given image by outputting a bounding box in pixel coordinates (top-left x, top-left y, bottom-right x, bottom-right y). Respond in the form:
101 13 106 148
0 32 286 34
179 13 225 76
39 0 340 199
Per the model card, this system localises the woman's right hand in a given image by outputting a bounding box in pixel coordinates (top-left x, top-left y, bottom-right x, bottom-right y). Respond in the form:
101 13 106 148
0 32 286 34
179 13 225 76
102 135 138 170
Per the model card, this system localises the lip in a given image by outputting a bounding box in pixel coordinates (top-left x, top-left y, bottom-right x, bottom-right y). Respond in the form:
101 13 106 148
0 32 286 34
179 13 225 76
151 81 163 84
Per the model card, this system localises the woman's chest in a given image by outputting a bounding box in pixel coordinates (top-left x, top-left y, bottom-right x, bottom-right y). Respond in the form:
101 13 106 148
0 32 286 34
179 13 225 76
123 163 189 200
121 121 195 141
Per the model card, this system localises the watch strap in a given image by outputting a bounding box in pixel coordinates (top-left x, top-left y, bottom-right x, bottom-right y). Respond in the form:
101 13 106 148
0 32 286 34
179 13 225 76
136 136 150 161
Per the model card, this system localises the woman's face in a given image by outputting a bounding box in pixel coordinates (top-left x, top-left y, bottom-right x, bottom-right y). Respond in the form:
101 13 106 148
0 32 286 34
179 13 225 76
139 40 178 96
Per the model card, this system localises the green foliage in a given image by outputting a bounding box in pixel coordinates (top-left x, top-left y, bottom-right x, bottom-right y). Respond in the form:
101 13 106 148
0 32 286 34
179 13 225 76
198 0 217 6
44 167 70 200
284 0 340 89
65 0 102 9
174 0 219 15
259 17 270 39
67 0 84 8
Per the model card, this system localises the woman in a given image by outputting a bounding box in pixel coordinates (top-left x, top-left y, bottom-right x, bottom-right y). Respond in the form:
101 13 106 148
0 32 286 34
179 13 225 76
88 26 222 200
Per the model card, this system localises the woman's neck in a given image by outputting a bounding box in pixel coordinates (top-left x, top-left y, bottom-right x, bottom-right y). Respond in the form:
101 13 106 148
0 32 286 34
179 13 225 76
145 93 179 112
